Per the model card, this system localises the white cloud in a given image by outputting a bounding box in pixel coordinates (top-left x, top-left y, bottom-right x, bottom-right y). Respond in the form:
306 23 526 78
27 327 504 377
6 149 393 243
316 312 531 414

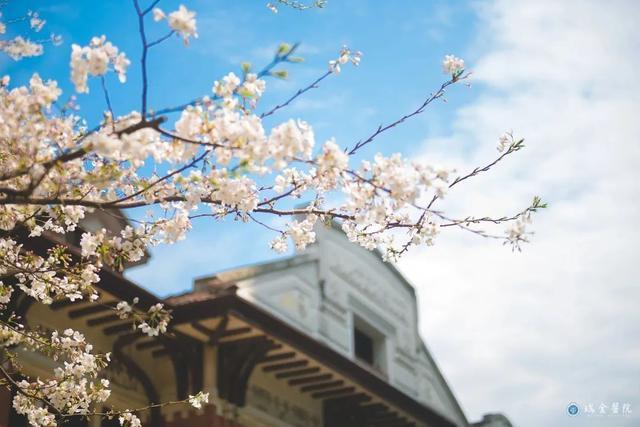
399 1 640 426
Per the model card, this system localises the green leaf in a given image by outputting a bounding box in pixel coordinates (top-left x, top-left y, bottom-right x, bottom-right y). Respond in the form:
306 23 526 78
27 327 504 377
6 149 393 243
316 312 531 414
277 43 291 56
271 69 289 79
531 196 548 210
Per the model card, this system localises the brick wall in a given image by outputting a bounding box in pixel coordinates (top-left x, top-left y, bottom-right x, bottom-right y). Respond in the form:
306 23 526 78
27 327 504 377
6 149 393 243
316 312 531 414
0 387 10 427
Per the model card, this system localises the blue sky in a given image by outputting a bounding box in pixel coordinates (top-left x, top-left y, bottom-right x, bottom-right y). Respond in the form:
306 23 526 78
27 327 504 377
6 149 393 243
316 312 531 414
4 1 639 427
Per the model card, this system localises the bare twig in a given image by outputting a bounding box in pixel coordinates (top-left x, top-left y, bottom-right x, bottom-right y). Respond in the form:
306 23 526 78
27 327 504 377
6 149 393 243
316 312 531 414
260 70 332 119
347 75 467 155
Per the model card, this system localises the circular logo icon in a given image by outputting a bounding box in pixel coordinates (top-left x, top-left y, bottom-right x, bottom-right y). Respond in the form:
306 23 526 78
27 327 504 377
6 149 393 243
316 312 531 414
567 403 579 416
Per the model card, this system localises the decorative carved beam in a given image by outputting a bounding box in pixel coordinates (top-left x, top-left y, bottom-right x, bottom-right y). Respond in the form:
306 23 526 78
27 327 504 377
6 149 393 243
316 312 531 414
190 340 204 394
219 326 251 338
275 367 320 379
300 380 345 393
68 302 116 319
262 360 308 372
217 336 278 406
259 351 295 363
104 322 135 335
312 386 356 399
112 333 162 426
289 373 333 386
156 334 195 400
50 298 87 310
191 315 230 345
190 321 213 336
87 313 120 326
342 393 371 404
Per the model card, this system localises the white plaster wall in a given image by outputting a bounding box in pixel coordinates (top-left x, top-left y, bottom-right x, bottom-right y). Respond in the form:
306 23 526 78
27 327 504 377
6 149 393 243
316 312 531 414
234 224 467 426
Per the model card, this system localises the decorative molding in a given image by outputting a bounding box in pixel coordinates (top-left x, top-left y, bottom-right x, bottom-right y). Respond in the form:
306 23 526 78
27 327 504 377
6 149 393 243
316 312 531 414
329 262 409 326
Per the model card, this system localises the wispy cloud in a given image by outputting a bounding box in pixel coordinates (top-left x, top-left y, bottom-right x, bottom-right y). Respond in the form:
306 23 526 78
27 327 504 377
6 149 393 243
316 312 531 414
400 1 640 426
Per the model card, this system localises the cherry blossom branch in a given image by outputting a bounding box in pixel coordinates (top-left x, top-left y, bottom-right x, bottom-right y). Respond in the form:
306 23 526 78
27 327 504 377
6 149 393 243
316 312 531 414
0 364 64 418
100 76 116 126
142 0 162 16
103 151 209 206
260 70 332 119
248 213 284 233
0 117 166 186
347 74 469 155
426 134 524 210
258 183 305 207
1 351 206 423
147 30 175 48
253 207 353 220
153 43 302 117
0 148 87 183
133 0 150 116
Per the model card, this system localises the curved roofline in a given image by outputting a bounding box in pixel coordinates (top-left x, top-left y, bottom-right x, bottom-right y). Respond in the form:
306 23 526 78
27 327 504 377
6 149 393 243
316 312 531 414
325 220 417 297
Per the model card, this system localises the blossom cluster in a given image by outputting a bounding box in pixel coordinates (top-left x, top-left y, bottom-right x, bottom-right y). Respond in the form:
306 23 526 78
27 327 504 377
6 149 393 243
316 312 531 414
114 298 172 337
328 45 362 74
213 71 266 101
0 238 100 304
0 36 43 60
137 303 171 336
339 154 453 259
70 36 130 93
3 327 112 425
80 226 150 269
119 412 142 427
442 54 465 76
0 9 58 61
153 5 198 43
188 391 210 409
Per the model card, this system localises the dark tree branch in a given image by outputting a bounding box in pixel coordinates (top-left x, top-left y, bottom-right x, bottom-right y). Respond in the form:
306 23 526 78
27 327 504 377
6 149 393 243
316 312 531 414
260 70 331 119
347 75 468 156
147 30 175 48
133 0 150 116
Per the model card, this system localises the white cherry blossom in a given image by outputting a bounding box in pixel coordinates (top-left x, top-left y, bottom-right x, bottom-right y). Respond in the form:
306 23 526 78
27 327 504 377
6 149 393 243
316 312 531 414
70 36 130 92
442 54 464 76
188 391 210 409
168 5 198 42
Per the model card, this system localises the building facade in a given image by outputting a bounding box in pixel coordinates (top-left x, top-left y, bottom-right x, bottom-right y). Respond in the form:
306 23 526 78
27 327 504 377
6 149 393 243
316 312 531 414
1 215 512 427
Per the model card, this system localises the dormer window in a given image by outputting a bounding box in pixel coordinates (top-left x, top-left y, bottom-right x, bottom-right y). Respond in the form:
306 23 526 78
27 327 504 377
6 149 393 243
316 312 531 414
354 327 374 365
353 315 387 374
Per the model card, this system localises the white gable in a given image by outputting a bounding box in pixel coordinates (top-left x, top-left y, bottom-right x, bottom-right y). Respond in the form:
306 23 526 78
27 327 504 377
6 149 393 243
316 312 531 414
214 223 468 426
